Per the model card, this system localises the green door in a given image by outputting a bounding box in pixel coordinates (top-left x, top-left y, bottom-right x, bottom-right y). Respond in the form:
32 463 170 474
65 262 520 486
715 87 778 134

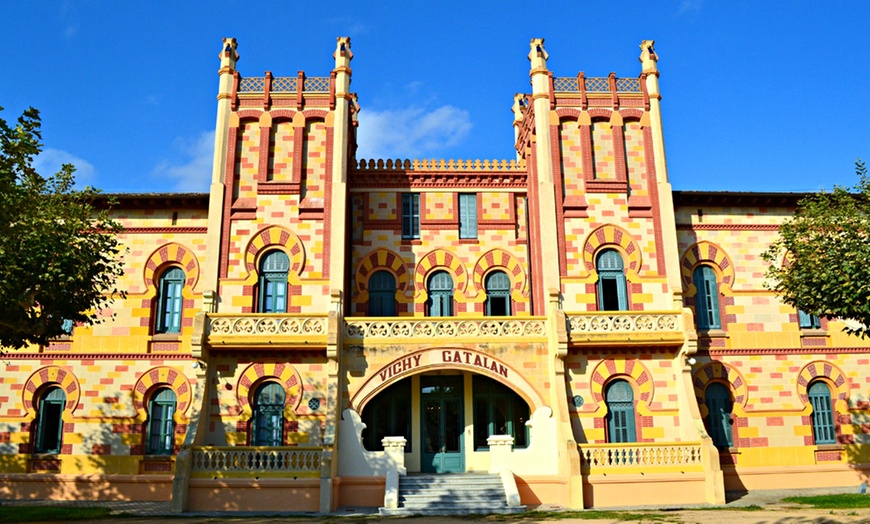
421 376 465 473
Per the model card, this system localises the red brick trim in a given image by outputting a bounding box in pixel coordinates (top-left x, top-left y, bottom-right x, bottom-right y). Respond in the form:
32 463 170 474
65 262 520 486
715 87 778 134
676 224 781 231
122 227 207 234
4 353 194 360
706 347 870 356
643 125 667 277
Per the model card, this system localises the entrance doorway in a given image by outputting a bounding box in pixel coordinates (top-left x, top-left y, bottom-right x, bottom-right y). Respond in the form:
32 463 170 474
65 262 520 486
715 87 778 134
421 376 464 473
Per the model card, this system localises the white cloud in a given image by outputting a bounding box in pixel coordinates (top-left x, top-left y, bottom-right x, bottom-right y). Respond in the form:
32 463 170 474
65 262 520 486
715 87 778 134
152 131 215 192
356 105 473 160
677 0 703 14
34 148 96 187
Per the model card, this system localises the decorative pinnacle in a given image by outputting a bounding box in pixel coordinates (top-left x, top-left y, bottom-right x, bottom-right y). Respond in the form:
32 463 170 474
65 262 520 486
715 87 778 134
528 38 549 67
639 40 658 72
334 36 353 62
220 37 239 64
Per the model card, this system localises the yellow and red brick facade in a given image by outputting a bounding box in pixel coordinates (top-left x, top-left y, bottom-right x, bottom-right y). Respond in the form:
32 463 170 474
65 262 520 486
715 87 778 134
0 37 868 512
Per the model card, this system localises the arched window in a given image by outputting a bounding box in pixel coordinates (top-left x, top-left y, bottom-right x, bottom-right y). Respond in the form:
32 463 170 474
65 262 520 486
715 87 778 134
258 251 290 313
252 382 285 446
361 378 411 452
596 250 627 311
156 267 185 333
808 381 836 445
485 271 511 316
369 271 397 316
35 386 66 454
146 388 177 455
605 380 636 443
693 265 721 330
704 382 733 448
473 375 530 450
427 271 454 317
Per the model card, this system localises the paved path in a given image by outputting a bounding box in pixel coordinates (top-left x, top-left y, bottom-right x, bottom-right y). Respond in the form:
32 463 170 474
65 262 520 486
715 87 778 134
3 486 870 523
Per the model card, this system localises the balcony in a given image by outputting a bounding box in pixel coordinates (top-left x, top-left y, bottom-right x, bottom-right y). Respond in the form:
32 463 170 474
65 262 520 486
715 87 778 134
190 446 322 479
205 314 328 349
566 311 684 346
343 316 548 344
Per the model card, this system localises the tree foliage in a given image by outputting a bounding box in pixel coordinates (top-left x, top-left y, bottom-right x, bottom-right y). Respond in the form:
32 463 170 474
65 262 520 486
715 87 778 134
0 107 125 349
762 160 870 337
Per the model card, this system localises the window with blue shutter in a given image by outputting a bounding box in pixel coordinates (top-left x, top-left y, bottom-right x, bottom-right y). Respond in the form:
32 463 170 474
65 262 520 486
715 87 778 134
253 382 285 446
693 265 721 330
596 250 627 311
35 386 66 454
156 267 185 333
369 270 397 316
146 388 177 455
798 309 821 329
402 193 420 239
605 380 636 443
258 251 290 313
704 382 733 448
808 381 836 445
427 271 454 316
459 193 478 239
485 271 511 316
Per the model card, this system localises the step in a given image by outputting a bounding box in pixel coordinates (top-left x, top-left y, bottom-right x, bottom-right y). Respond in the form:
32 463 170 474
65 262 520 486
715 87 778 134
379 505 527 516
378 473 525 516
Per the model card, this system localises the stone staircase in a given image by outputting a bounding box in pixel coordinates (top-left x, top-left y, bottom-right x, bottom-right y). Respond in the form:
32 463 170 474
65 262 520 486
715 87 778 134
378 474 526 516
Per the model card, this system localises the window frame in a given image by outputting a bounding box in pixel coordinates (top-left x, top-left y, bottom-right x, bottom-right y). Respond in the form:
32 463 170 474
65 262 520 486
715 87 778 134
798 309 822 330
605 379 637 444
693 265 721 330
704 382 733 448
401 193 420 240
155 267 185 334
368 270 397 316
472 375 530 451
258 250 290 313
252 382 286 447
484 270 512 316
458 193 478 239
596 249 627 311
34 386 66 454
808 381 836 445
361 378 412 452
427 271 454 317
146 388 177 455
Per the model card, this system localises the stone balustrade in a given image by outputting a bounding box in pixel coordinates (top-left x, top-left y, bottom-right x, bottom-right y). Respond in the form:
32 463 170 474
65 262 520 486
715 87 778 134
579 442 703 472
344 317 547 341
190 446 322 477
206 314 328 348
566 311 684 345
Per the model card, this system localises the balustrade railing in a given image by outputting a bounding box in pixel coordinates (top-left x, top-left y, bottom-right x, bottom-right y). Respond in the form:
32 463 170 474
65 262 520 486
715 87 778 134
208 314 328 337
191 446 322 474
552 76 643 93
237 76 330 93
344 317 547 340
579 442 703 470
566 311 682 342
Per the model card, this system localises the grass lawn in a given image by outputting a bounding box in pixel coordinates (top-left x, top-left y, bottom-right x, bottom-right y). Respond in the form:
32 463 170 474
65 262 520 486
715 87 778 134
781 494 870 509
0 506 112 522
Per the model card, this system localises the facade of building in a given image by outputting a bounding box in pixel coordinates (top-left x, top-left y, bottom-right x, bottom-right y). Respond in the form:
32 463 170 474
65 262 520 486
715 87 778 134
1 37 869 512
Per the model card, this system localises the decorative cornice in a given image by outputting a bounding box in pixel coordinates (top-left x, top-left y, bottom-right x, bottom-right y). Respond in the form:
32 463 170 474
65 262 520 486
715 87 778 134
676 224 781 231
122 227 208 234
706 347 870 356
3 353 192 360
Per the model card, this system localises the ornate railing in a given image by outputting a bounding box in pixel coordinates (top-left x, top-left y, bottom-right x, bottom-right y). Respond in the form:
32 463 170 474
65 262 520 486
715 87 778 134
566 311 683 345
579 442 703 471
206 314 328 347
353 158 525 172
344 317 547 341
191 446 321 476
552 76 643 93
237 76 330 93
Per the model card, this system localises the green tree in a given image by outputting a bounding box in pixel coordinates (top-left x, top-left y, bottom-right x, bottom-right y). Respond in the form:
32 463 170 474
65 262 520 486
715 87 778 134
0 107 125 349
762 160 870 337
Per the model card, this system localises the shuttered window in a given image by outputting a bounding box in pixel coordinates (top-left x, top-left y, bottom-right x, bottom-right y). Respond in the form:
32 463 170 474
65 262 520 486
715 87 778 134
146 388 177 455
597 250 627 311
156 267 185 333
258 251 290 313
798 309 821 329
605 380 636 443
35 386 66 454
369 271 397 316
693 265 721 329
459 193 478 239
704 382 733 448
428 271 454 317
253 382 285 446
808 381 836 445
402 193 420 239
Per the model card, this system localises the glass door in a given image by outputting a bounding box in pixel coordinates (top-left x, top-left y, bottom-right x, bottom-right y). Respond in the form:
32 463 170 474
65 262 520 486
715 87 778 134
421 376 464 473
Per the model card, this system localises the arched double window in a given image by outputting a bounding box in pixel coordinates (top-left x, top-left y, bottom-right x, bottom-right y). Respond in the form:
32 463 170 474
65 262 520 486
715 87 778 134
252 382 286 446
704 382 733 448
258 250 290 313
605 380 636 443
427 271 454 317
693 265 721 330
146 388 177 455
35 386 66 454
485 271 511 316
597 250 627 311
808 381 836 445
156 267 185 333
369 271 397 316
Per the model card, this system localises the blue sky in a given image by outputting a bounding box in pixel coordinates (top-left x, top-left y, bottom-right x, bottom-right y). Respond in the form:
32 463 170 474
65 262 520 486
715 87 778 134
2 2 868 194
